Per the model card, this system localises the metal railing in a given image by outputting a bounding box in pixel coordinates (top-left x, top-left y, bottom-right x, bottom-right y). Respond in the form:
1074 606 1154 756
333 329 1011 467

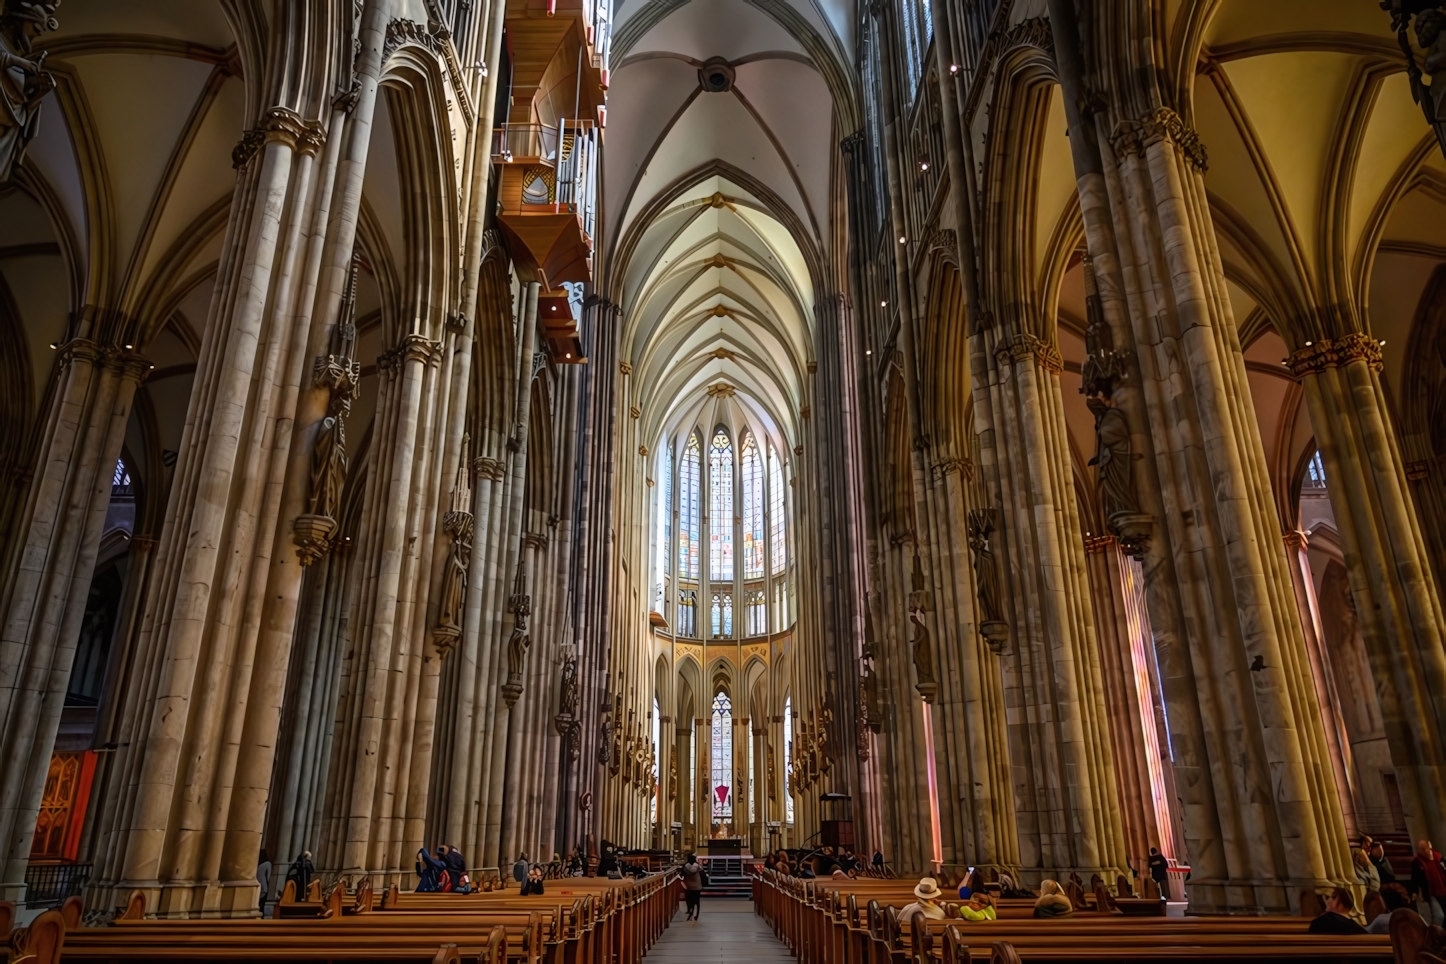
25 862 92 908
494 121 598 241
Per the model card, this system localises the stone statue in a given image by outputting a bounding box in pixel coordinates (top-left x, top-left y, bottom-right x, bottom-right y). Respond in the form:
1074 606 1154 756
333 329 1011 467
598 716 613 766
966 509 1003 624
505 626 529 679
559 652 578 717
500 564 531 706
1087 392 1139 518
909 554 938 701
0 1 59 184
1386 1 1446 160
433 509 473 644
308 414 348 519
766 744 776 800
669 753 678 799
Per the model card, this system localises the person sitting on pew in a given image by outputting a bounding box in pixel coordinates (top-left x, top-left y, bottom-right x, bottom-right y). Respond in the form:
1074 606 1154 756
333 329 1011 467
1032 880 1073 918
512 853 530 889
416 847 448 892
1370 840 1397 886
900 877 947 921
958 893 996 922
1367 883 1412 934
522 864 546 895
1354 846 1381 894
443 845 469 893
1308 886 1368 935
997 872 1032 899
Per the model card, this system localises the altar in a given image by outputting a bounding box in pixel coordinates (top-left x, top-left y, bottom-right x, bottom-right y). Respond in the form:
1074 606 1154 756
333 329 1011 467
703 837 744 856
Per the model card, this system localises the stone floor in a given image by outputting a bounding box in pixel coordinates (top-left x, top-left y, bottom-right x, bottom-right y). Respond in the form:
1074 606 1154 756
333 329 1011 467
645 898 794 964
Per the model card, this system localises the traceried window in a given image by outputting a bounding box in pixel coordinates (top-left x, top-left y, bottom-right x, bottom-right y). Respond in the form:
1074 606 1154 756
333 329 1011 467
677 588 697 637
746 589 766 636
651 697 661 824
655 445 672 614
769 445 785 576
742 434 764 578
783 696 794 824
710 591 733 637
679 433 701 580
709 428 734 583
711 691 733 821
900 0 933 92
1304 450 1327 489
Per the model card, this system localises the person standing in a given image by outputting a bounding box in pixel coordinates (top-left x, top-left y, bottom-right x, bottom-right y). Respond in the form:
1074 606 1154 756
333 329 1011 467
1147 847 1168 896
444 845 469 893
512 853 529 889
1371 840 1398 886
1411 839 1446 925
255 849 272 915
286 850 314 896
682 853 704 921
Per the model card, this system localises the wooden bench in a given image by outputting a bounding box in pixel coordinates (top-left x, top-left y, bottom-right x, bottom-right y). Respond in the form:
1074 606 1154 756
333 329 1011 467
751 867 1396 964
0 871 679 964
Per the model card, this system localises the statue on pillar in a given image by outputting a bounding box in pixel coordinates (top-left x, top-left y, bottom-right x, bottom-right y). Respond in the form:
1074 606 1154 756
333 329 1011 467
501 562 530 707
967 508 1010 653
909 554 938 702
0 1 59 184
1385 1 1446 160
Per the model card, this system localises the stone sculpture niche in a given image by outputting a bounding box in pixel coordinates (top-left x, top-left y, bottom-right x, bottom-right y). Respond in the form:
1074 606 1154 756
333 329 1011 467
500 563 531 707
1079 255 1152 558
908 554 938 702
296 254 363 565
0 1 59 184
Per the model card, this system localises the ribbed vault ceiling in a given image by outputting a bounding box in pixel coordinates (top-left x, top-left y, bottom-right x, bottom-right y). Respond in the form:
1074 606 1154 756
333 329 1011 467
607 0 850 450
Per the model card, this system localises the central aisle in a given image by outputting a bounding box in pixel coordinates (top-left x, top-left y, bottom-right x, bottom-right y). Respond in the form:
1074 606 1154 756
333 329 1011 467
645 899 794 964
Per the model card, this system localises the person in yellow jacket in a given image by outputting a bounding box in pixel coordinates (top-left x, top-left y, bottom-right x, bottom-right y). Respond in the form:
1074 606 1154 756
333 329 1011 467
958 893 997 921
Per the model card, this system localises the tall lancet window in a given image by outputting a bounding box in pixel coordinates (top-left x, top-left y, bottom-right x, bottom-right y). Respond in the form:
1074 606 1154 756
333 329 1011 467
651 697 661 824
769 445 786 575
709 428 734 582
680 433 701 580
783 696 794 824
655 444 672 614
742 434 764 579
711 691 733 821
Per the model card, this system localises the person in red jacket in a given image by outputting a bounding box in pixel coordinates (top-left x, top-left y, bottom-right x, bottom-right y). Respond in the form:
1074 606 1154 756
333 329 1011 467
1411 839 1446 925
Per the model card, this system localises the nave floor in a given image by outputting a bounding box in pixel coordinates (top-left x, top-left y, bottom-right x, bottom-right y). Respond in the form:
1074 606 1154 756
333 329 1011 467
645 899 793 964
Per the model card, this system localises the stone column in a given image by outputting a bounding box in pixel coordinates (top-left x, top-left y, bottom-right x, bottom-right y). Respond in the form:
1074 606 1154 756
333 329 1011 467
981 331 1126 880
0 343 147 901
1292 339 1446 845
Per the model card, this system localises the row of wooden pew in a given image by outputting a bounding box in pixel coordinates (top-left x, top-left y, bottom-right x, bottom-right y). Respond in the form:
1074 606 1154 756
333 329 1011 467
3 869 679 964
750 868 1404 963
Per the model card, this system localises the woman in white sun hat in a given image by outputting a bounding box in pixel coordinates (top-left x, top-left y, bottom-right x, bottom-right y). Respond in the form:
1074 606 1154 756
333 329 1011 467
900 877 948 921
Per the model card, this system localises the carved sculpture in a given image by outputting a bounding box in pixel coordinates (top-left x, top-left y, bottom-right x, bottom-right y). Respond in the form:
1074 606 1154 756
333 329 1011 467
296 254 363 565
909 554 938 702
766 743 776 801
1078 255 1152 559
0 1 58 184
433 447 473 653
598 715 613 767
967 509 1010 653
500 563 530 707
555 650 578 736
1386 2 1446 160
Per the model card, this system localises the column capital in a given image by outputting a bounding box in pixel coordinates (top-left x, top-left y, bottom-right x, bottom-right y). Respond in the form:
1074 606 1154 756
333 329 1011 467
1110 106 1207 173
1288 332 1384 377
995 332 1063 374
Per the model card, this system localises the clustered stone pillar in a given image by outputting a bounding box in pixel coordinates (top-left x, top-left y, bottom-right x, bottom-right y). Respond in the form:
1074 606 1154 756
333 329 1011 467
1046 1 1353 911
972 328 1126 880
1292 335 1446 847
0 342 147 901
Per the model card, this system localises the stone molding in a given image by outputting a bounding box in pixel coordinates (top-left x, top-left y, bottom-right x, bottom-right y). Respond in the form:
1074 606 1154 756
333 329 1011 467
473 456 505 482
1110 107 1208 174
1287 332 1384 377
232 107 326 169
995 332 1063 373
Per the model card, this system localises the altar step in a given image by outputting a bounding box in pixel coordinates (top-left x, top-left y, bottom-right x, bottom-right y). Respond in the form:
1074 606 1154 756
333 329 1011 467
698 856 753 898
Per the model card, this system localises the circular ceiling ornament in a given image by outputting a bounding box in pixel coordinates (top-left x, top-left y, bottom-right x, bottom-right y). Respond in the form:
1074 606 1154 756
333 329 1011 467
698 57 735 93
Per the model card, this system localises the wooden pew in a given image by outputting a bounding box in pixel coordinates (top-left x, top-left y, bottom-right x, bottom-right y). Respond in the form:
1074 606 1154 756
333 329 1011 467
753 867 1394 963
30 870 678 964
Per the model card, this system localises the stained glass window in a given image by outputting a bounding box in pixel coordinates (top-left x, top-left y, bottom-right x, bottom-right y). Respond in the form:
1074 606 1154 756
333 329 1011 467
710 591 733 638
651 697 661 824
679 433 701 579
746 588 766 636
656 444 672 612
1304 450 1327 489
711 692 733 820
783 696 793 824
742 433 764 579
709 428 733 583
769 445 785 576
